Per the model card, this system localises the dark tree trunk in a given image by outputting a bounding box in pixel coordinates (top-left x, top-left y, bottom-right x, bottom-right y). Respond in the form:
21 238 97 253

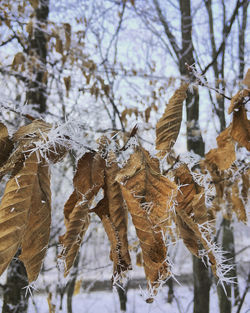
26 0 49 114
117 283 128 312
66 248 80 313
192 255 210 313
2 251 29 313
2 1 49 313
153 1 208 311
179 2 208 313
217 219 240 313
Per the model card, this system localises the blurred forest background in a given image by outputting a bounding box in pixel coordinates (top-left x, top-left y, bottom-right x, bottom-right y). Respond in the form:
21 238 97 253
0 0 249 312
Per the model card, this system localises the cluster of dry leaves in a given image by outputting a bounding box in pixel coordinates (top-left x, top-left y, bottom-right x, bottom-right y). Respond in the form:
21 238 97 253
0 71 249 301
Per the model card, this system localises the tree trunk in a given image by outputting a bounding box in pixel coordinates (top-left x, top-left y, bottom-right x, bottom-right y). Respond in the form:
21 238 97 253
2 1 49 313
66 253 80 313
217 219 239 313
179 2 208 313
117 283 128 312
2 251 29 313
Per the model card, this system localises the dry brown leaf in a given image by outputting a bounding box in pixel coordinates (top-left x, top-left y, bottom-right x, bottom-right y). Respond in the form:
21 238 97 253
19 159 51 282
242 68 250 88
56 37 63 54
231 181 247 223
174 164 216 275
205 126 236 171
116 148 177 294
63 76 71 97
28 0 39 9
231 107 250 151
156 84 188 158
11 52 25 71
73 279 82 295
0 152 39 277
47 292 56 313
64 23 71 50
0 123 13 168
241 169 249 202
228 89 250 114
92 151 131 277
59 152 105 276
0 120 67 178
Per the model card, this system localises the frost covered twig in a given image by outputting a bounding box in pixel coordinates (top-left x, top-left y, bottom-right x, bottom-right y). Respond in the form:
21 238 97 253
185 63 231 100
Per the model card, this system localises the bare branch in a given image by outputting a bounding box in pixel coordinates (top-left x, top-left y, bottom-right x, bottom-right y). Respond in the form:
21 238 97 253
202 0 246 75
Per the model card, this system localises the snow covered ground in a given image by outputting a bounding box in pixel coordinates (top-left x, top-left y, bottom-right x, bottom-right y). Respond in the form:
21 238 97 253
1 276 249 313
24 280 249 313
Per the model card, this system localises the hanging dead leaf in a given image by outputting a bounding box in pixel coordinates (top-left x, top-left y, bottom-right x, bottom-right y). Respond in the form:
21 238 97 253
242 68 250 88
28 0 39 9
47 292 56 313
136 251 143 267
116 148 177 294
228 89 250 114
64 23 71 50
231 107 250 151
241 169 249 202
26 20 33 37
205 126 235 170
19 158 51 282
156 84 188 158
0 152 40 277
231 181 247 223
59 152 105 276
0 123 13 168
56 37 63 54
63 76 71 97
11 52 25 71
73 279 82 295
174 164 217 275
92 151 131 277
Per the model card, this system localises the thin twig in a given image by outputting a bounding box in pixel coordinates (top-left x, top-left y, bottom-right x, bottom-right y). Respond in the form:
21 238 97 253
185 63 231 100
0 103 35 120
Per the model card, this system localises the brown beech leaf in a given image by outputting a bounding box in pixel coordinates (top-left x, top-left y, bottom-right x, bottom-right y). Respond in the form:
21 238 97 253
14 119 67 163
156 84 188 158
19 159 51 282
59 152 105 276
174 164 217 275
0 122 13 168
0 152 40 277
231 107 250 151
92 151 131 277
228 89 250 114
231 181 247 223
241 169 250 202
0 120 67 180
116 148 177 295
13 119 52 143
242 68 250 88
205 126 236 171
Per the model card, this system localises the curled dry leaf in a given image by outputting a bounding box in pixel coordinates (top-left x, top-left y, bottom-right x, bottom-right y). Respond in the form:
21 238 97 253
59 152 105 276
174 164 217 275
241 169 249 203
156 83 188 158
242 68 250 88
231 181 247 223
0 152 49 281
228 89 250 114
231 107 250 151
205 126 235 171
116 148 177 295
0 120 67 180
19 158 51 282
0 122 14 168
92 151 131 278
